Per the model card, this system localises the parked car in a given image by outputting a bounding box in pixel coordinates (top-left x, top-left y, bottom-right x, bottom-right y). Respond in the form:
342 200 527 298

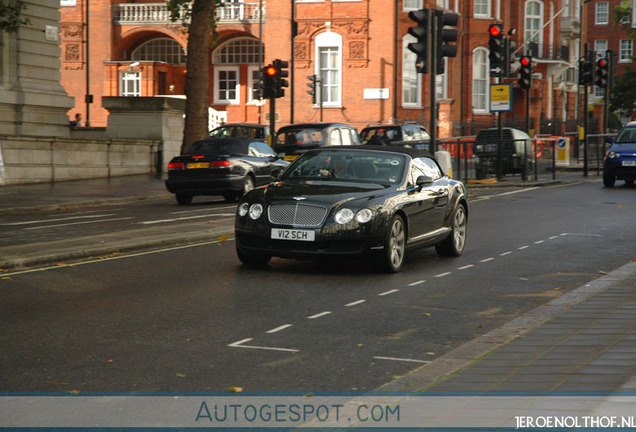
210 123 270 141
360 123 431 151
235 146 468 273
473 127 533 179
603 121 636 188
165 137 287 205
273 122 360 161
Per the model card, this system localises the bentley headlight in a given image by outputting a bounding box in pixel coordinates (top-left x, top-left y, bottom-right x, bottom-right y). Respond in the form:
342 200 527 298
356 208 373 223
249 203 264 220
238 202 249 217
335 208 355 224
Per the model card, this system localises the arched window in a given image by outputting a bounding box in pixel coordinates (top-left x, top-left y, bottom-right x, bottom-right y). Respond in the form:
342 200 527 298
472 47 489 113
212 38 264 65
131 38 186 64
524 0 544 55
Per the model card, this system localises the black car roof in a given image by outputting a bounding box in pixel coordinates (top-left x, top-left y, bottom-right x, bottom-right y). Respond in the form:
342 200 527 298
187 137 257 155
277 122 356 131
299 145 434 160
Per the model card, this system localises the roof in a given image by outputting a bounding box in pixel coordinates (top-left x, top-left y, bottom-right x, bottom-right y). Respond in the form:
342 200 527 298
277 122 357 132
187 137 256 155
299 145 434 160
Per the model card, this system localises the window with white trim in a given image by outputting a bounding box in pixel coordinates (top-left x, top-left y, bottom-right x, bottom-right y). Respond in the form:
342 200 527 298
595 2 609 25
525 0 544 55
594 39 608 60
620 39 633 62
132 38 186 64
315 32 342 106
215 67 240 104
474 0 490 17
120 71 141 96
212 38 263 65
402 35 421 107
472 48 489 113
404 0 423 10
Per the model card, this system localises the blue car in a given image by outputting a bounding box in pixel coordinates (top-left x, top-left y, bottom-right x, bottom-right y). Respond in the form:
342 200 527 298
604 121 636 188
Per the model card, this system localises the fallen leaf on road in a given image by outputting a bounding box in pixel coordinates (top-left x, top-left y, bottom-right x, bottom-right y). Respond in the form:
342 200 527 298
228 386 244 392
176 373 186 378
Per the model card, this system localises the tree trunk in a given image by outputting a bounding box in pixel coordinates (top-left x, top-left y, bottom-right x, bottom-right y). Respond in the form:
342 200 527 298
181 0 216 154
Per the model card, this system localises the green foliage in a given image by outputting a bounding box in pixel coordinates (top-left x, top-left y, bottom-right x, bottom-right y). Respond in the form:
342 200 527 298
0 0 29 34
609 65 636 117
612 1 636 37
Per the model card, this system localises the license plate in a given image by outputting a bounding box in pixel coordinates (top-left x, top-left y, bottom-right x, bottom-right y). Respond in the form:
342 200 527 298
283 155 299 161
271 228 315 241
621 160 636 167
187 162 210 169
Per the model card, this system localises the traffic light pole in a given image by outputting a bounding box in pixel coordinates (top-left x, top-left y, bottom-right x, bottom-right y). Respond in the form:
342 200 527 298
583 44 589 178
430 11 438 153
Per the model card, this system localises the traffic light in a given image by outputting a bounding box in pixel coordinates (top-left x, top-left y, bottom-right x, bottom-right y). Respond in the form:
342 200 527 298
504 38 518 78
436 12 458 75
407 8 430 74
307 74 320 104
595 58 608 88
261 64 277 99
273 59 289 98
488 24 504 75
578 57 593 86
519 56 532 89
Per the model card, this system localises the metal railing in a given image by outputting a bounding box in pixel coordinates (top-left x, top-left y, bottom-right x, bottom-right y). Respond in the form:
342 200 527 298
113 2 264 25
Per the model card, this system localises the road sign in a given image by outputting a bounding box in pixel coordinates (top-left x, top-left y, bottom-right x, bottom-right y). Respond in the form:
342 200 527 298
489 83 512 112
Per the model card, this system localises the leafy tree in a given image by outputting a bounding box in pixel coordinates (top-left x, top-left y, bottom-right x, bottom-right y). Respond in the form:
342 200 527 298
0 0 29 34
167 0 221 154
609 65 636 118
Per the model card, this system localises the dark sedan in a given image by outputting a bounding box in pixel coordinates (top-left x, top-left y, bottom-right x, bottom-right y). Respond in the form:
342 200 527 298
165 138 287 205
235 147 468 273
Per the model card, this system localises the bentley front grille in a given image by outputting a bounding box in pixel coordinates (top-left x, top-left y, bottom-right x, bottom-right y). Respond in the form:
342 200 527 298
268 203 328 227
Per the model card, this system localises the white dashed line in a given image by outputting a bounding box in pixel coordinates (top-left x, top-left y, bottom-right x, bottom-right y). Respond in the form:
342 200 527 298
435 272 451 278
266 324 293 334
378 289 400 296
535 240 545 244
307 311 332 319
345 300 366 307
408 280 426 286
518 245 530 250
458 264 474 270
228 338 299 353
500 251 512 256
373 356 430 364
480 257 494 263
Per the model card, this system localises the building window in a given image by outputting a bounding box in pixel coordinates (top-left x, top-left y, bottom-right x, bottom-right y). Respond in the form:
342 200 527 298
620 39 633 62
402 35 421 107
212 38 264 65
594 39 608 60
248 66 264 104
315 32 342 106
404 0 423 10
525 0 543 55
472 48 488 113
120 71 141 96
474 0 491 17
215 67 239 104
132 38 186 64
595 2 609 25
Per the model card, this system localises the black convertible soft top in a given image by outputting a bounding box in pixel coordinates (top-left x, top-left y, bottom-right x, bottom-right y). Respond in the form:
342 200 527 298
186 137 255 156
318 145 435 160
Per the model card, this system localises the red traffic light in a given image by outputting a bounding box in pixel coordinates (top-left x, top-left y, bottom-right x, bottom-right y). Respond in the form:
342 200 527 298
520 56 531 66
489 24 502 37
597 59 607 67
265 66 277 76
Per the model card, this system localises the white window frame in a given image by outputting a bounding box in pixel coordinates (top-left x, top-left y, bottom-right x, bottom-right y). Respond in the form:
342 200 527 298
595 2 609 25
472 48 489 114
404 0 423 11
402 34 421 107
525 0 544 55
214 66 240 104
474 0 491 18
247 66 265 105
315 32 342 107
620 39 634 62
119 71 141 96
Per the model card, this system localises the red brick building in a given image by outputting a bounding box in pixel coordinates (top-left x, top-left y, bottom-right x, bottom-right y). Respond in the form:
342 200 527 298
59 0 631 137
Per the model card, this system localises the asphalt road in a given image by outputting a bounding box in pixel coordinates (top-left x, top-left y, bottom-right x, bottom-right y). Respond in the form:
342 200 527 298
1 179 634 392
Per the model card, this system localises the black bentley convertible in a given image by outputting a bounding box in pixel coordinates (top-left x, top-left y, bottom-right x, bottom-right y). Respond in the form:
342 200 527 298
234 146 468 273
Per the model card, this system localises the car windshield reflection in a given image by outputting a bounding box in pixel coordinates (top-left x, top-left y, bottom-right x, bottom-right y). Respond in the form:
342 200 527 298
283 151 405 184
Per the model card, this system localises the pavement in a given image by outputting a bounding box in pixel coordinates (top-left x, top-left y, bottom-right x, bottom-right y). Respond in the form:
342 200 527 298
2 169 636 410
